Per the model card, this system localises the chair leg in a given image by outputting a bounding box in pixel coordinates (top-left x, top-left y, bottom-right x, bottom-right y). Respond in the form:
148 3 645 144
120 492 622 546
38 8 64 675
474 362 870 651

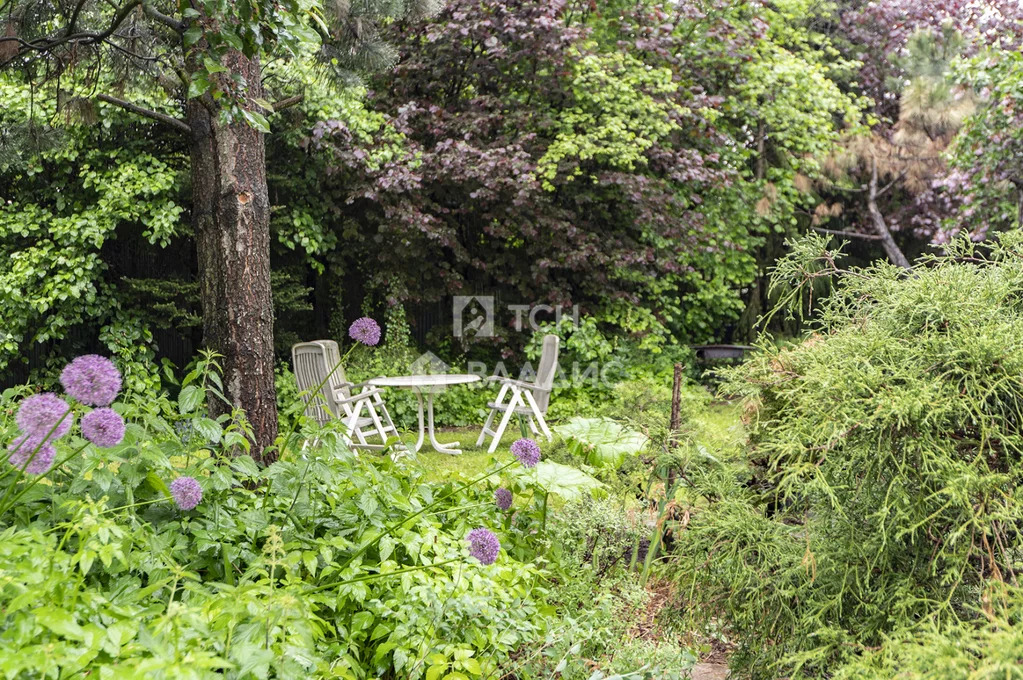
477 407 498 447
345 399 373 449
364 399 390 447
528 417 539 435
488 390 524 454
374 393 400 436
523 390 553 440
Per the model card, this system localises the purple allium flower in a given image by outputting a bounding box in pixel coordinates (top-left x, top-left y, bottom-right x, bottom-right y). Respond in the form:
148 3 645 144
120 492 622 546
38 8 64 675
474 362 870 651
467 527 500 565
510 438 541 468
16 393 73 441
81 408 125 448
348 317 381 346
494 487 513 511
7 435 56 475
169 476 203 510
60 354 121 406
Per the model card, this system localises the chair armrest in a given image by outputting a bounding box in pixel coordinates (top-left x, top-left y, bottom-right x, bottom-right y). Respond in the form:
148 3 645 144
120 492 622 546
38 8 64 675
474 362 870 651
334 388 384 405
485 376 551 393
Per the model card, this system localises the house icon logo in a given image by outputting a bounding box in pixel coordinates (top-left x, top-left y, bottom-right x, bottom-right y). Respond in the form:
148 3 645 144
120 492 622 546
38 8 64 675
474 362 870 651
410 352 452 393
410 351 450 375
452 295 494 338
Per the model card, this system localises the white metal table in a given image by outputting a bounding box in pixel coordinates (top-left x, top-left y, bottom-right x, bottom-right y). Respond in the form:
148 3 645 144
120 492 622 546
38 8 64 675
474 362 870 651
367 374 482 455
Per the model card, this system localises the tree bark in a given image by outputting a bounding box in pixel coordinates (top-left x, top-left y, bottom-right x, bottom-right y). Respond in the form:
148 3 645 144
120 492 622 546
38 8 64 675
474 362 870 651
187 51 279 463
866 158 912 269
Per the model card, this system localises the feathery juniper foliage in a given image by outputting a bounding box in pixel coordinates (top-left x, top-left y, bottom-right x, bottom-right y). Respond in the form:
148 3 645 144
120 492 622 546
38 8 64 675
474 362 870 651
673 232 1023 678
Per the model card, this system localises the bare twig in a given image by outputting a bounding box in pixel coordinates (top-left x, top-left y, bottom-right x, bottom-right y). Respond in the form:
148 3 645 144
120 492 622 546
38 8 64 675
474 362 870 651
867 158 912 269
812 227 884 241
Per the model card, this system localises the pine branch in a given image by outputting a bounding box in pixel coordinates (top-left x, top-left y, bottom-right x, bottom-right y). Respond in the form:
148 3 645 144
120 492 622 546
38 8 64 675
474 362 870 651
143 4 184 32
95 92 190 133
272 94 303 111
0 0 142 68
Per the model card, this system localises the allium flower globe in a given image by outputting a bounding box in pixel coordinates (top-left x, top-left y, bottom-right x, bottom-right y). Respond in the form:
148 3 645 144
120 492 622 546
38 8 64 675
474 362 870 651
16 393 73 441
510 438 541 468
170 476 203 510
494 487 513 511
81 408 126 448
7 436 56 475
60 354 121 406
60 355 121 402
348 317 381 346
467 527 500 565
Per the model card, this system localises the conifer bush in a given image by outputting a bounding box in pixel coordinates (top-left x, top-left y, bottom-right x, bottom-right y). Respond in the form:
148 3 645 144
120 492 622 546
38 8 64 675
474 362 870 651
672 234 1023 678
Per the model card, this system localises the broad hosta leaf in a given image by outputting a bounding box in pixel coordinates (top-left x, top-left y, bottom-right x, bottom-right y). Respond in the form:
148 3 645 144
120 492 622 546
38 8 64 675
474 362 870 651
554 417 648 469
514 461 602 500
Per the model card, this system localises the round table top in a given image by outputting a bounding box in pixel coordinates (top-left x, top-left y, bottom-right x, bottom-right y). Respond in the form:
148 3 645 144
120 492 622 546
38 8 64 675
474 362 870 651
368 374 482 388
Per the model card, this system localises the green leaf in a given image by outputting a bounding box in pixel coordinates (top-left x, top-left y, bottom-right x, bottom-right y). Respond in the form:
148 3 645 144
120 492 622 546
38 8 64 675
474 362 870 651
204 56 228 75
379 534 395 561
183 26 203 47
146 472 171 499
241 109 271 133
351 611 374 632
195 417 223 444
516 461 602 500
230 455 260 477
553 417 648 468
178 385 204 414
34 607 85 640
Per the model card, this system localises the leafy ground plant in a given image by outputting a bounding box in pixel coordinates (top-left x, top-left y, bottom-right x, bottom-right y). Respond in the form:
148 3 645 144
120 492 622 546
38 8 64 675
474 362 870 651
0 350 554 679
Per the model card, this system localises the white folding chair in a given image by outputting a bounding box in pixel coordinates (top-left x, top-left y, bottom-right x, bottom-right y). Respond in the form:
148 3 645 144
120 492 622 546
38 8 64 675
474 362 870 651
291 340 400 452
476 334 559 453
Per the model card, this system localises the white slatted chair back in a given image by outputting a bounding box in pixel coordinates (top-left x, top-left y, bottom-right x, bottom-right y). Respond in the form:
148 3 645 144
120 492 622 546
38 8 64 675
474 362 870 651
291 342 337 426
315 339 352 401
532 334 560 413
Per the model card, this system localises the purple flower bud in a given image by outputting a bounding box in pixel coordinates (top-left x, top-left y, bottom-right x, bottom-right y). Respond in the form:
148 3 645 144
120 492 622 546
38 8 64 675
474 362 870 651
348 317 382 346
510 438 541 468
81 408 126 448
61 355 121 406
16 393 72 441
169 476 203 511
7 434 56 475
467 527 500 565
494 487 513 511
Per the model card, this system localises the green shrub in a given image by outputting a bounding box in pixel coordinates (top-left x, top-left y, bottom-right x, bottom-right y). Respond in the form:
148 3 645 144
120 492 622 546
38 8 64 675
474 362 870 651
832 584 1023 679
671 234 1023 678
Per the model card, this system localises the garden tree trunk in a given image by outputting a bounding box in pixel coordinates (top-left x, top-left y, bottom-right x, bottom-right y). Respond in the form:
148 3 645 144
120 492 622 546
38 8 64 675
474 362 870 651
667 363 685 490
867 158 912 269
187 51 279 463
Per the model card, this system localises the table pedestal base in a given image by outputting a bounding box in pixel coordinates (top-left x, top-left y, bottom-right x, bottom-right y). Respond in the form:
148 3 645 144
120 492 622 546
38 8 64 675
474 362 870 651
411 388 462 455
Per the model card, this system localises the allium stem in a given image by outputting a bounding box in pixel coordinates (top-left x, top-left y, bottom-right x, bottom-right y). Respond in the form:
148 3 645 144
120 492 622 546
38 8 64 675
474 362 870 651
0 441 89 517
309 557 460 593
0 408 75 505
336 459 518 573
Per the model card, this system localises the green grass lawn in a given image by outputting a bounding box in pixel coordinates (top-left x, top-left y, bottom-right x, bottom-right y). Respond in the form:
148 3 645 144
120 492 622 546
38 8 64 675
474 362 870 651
397 425 521 481
398 395 744 482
